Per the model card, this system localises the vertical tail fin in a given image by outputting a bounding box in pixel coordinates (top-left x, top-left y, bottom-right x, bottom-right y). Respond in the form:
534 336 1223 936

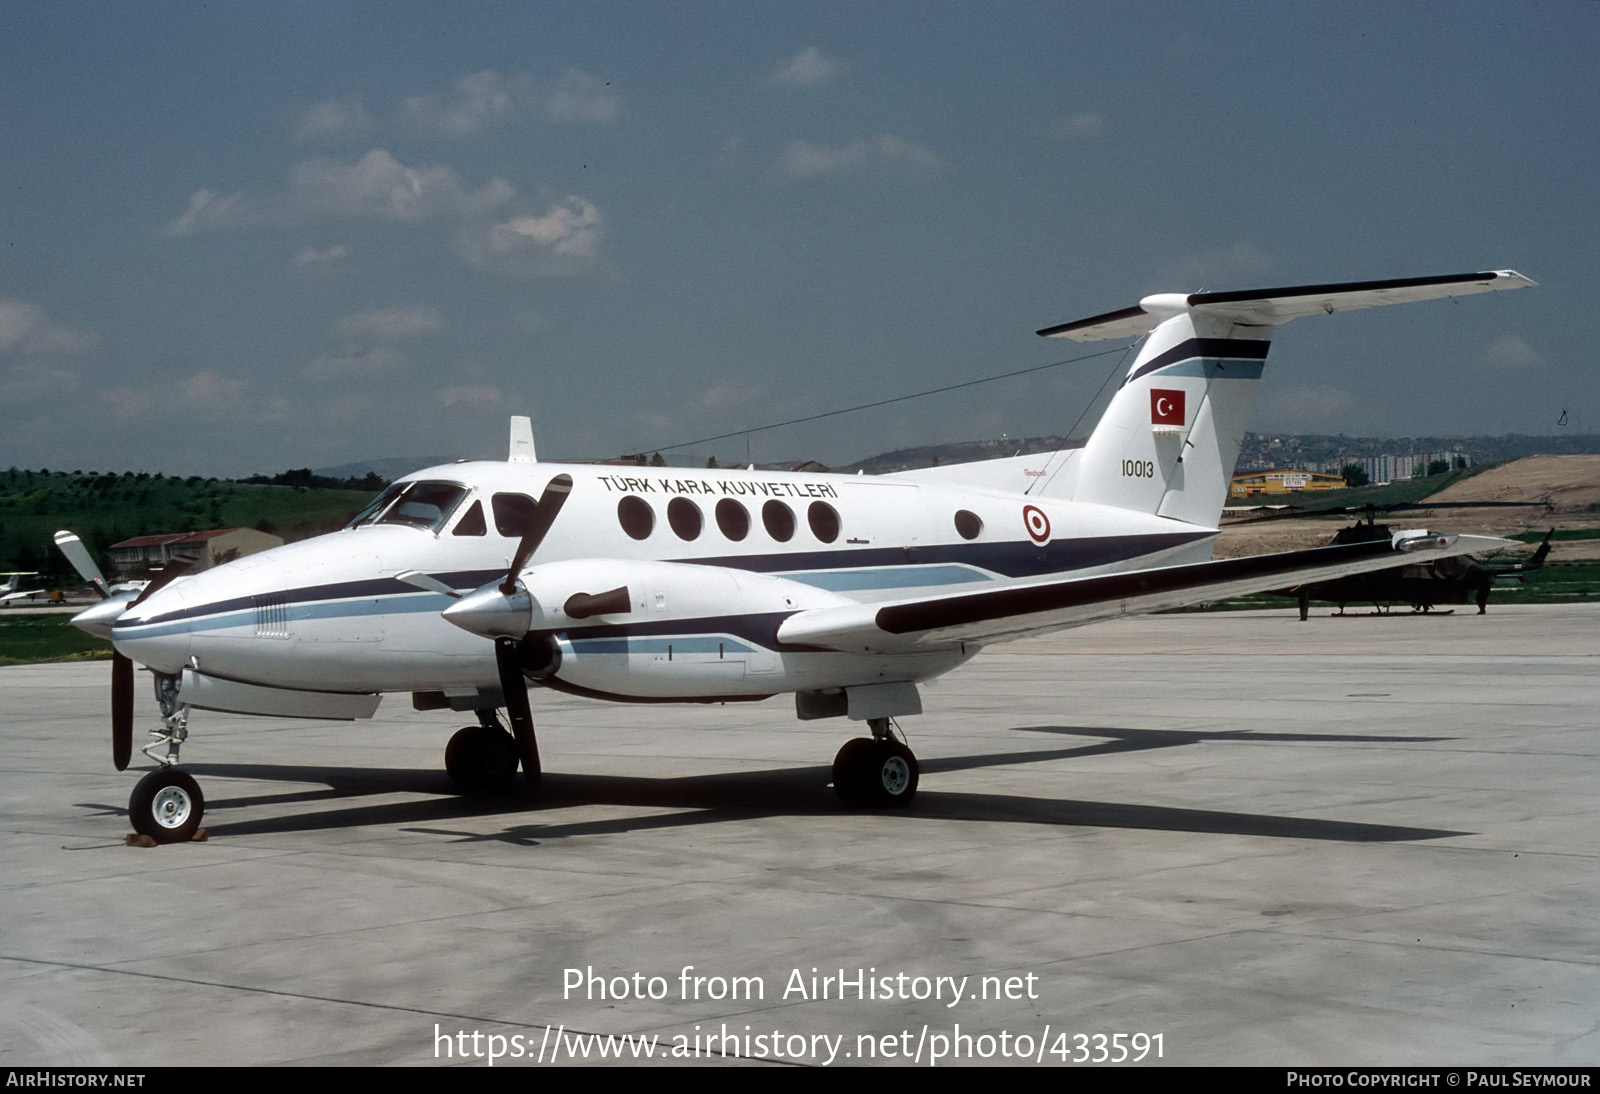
1037 270 1534 528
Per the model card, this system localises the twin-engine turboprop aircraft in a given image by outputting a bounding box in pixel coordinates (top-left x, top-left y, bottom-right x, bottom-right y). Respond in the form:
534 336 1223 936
60 270 1533 842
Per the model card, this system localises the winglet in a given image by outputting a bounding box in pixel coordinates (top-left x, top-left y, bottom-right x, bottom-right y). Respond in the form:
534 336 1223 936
508 416 536 463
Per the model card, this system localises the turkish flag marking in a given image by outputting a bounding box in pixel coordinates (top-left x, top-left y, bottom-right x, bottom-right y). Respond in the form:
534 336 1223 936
1150 389 1185 425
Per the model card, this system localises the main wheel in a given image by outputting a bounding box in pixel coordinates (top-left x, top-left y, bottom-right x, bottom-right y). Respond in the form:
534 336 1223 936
833 737 919 807
129 768 204 843
871 739 919 807
444 725 519 791
832 737 878 805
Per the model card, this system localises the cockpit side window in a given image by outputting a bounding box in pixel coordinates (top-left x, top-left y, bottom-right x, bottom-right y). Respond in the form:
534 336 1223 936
349 481 468 533
378 482 468 531
491 493 537 537
451 499 487 536
345 483 407 529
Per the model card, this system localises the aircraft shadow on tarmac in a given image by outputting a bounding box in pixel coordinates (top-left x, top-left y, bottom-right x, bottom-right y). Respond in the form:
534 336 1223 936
77 723 1467 845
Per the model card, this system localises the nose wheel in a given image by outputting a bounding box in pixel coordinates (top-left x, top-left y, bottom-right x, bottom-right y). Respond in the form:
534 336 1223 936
128 768 205 843
832 721 919 807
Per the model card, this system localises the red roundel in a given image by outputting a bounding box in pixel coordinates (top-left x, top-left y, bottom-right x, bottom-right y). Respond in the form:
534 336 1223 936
1022 504 1051 545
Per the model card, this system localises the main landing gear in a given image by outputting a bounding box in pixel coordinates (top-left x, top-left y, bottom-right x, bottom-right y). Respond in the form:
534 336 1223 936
444 710 526 791
833 718 919 807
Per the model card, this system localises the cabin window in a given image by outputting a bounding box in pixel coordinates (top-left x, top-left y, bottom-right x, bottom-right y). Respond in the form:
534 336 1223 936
491 493 536 537
451 500 487 536
618 496 654 540
762 500 795 542
807 501 841 544
715 499 750 542
954 510 983 540
348 481 467 533
667 497 703 541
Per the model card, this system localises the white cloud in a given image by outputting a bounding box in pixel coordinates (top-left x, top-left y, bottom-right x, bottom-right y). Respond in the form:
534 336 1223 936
0 360 82 402
291 243 352 269
332 306 441 341
1048 112 1107 139
287 149 513 221
293 97 373 143
305 343 408 380
0 300 98 356
536 68 623 124
1158 243 1275 288
98 370 249 423
767 47 845 88
396 68 622 138
164 149 515 234
770 134 942 180
398 71 517 139
1475 333 1543 371
456 196 604 276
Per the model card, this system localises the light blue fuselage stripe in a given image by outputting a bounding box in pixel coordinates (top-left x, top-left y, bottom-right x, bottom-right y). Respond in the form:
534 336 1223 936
569 635 757 656
779 564 988 591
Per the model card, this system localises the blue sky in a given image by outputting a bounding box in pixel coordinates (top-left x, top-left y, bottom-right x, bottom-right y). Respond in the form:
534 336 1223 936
1 2 1592 475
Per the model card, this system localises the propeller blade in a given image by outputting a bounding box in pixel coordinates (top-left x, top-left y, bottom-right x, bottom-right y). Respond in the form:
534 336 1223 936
54 531 109 599
112 652 133 771
495 637 540 783
129 557 194 609
502 474 573 594
395 570 462 599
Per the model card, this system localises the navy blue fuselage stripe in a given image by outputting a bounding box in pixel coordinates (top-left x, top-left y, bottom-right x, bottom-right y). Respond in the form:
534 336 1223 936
121 532 1214 629
1122 338 1271 387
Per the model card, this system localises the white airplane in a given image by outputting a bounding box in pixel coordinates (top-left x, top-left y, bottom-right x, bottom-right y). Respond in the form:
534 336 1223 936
0 572 46 606
59 270 1534 843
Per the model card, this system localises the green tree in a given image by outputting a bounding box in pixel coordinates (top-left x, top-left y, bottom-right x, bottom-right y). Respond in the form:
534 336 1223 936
1340 463 1369 488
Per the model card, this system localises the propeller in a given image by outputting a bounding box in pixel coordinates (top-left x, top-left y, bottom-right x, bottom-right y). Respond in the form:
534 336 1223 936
53 531 110 599
55 531 194 771
430 474 574 785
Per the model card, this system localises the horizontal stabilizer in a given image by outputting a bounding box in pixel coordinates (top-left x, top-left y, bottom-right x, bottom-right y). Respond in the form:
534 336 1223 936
1039 270 1535 341
777 532 1512 652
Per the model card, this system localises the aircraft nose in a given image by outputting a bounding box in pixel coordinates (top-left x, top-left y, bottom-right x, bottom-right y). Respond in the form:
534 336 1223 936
110 584 195 674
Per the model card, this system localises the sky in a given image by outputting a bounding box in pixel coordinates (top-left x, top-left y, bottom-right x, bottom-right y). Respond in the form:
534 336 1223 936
1 1 1594 476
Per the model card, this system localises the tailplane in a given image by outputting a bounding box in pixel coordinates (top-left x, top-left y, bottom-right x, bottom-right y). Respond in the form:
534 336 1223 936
1038 270 1534 527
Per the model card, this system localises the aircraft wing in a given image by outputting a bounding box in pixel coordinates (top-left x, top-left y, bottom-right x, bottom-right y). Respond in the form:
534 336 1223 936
777 532 1511 651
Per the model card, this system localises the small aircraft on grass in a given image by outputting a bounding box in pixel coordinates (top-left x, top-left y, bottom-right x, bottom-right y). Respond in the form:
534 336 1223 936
58 270 1533 842
0 572 46 607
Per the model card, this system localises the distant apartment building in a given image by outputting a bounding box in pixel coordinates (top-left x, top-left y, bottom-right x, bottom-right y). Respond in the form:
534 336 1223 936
108 528 283 581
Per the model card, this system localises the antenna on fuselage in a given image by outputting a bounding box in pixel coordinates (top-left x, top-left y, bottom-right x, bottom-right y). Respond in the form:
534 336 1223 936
508 416 536 463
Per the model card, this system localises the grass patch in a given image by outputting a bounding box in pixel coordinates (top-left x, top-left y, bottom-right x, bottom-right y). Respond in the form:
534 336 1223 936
0 614 113 665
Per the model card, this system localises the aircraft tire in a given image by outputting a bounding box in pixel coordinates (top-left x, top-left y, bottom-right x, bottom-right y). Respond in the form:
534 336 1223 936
445 725 519 791
832 738 877 805
129 768 204 843
833 737 918 808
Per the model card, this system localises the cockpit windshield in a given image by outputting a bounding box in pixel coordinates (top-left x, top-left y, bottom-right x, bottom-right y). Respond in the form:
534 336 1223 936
345 481 469 533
